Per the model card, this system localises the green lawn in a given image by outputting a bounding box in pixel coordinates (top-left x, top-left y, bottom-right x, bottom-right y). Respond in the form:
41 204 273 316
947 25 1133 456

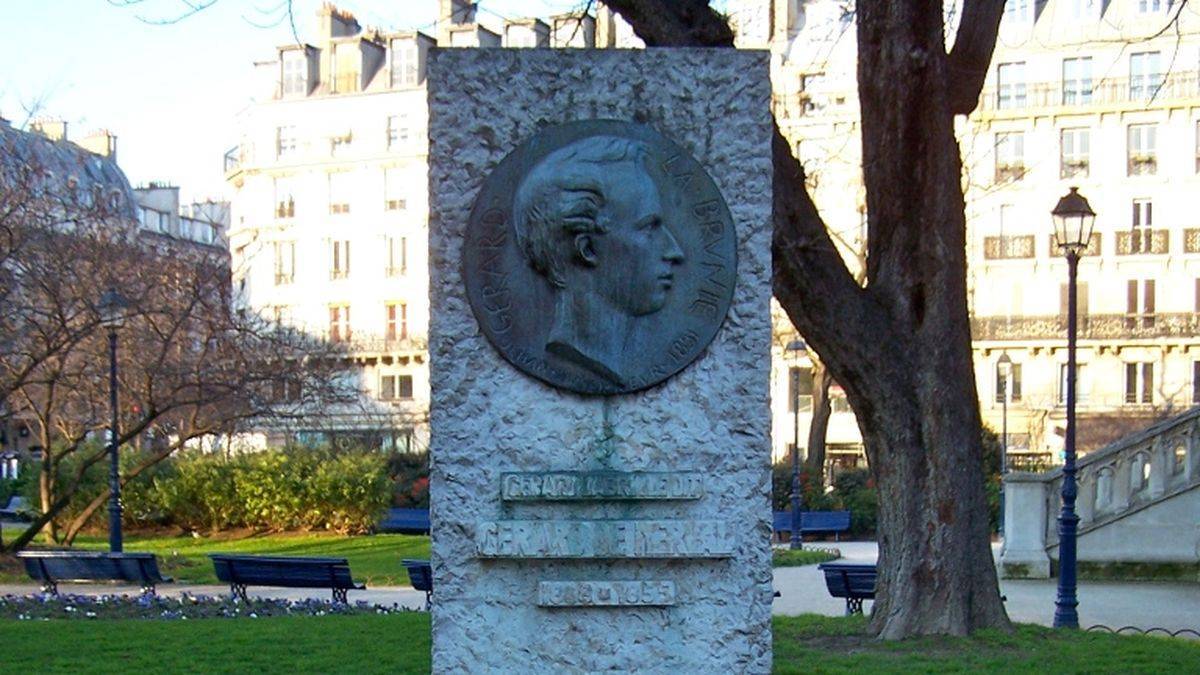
1 614 1196 674
2 529 431 586
771 547 838 567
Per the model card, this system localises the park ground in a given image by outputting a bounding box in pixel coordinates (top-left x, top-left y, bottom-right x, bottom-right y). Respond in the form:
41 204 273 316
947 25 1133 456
2 527 1199 672
2 613 1199 673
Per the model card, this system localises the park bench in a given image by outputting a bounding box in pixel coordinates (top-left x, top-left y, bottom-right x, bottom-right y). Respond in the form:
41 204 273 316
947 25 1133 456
401 558 432 610
377 507 430 534
772 510 852 541
16 550 170 596
0 496 31 520
817 562 876 615
209 554 365 604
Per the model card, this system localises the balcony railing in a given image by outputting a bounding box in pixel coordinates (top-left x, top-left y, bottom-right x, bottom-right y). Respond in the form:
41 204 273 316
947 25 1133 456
973 312 1200 341
330 332 427 354
977 72 1200 113
1115 229 1168 255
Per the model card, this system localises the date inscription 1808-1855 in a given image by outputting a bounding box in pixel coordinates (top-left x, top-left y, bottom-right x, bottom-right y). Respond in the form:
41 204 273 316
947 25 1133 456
462 120 737 396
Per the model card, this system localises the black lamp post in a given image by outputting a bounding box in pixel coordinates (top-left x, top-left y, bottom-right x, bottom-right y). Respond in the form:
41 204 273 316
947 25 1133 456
997 352 1011 538
785 339 807 550
98 287 129 554
1050 186 1096 629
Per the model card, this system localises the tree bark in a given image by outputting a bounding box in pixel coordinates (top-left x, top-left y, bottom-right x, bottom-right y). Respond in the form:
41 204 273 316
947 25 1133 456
805 361 832 482
606 0 1011 637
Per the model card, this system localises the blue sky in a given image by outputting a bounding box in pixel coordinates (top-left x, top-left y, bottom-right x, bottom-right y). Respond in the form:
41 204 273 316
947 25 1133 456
0 1 612 201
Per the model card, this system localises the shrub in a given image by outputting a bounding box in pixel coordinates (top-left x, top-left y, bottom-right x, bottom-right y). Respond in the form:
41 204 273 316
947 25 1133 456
387 451 429 508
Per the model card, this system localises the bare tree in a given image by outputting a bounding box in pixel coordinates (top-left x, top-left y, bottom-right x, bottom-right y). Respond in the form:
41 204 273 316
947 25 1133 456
0 126 359 553
603 0 1010 638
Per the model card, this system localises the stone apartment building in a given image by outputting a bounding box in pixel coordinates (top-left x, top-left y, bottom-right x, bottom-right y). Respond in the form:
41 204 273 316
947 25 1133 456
223 2 642 451
739 0 1200 469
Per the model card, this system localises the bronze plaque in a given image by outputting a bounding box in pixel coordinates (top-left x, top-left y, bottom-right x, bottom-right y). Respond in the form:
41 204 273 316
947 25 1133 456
463 120 736 395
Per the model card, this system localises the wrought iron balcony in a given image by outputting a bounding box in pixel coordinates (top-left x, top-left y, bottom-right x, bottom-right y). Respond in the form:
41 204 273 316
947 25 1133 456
972 312 1200 341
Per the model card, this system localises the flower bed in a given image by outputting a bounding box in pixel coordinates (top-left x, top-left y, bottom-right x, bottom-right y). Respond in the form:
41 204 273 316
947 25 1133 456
0 592 417 621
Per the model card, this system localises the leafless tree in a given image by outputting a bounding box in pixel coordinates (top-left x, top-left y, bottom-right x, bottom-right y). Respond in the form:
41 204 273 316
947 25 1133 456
0 126 359 553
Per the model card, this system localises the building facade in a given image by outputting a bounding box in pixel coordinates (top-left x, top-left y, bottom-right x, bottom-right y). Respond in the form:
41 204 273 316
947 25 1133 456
740 0 1200 470
224 1 631 450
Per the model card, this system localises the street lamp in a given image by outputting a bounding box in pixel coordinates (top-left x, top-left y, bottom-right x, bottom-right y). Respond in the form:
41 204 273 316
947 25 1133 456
1050 186 1096 629
97 287 129 553
997 352 1011 538
785 339 807 550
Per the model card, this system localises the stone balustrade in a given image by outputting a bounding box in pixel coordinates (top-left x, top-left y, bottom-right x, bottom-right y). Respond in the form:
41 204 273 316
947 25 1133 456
1000 407 1200 578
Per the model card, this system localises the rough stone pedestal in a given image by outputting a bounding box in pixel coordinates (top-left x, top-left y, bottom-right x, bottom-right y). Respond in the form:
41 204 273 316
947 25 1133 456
427 49 773 673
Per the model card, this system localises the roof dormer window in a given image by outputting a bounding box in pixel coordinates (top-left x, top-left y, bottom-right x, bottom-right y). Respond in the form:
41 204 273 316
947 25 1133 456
281 49 308 97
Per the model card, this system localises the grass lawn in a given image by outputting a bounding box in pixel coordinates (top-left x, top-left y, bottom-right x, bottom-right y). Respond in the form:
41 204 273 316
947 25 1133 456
772 547 838 567
1 528 431 586
1 613 1197 674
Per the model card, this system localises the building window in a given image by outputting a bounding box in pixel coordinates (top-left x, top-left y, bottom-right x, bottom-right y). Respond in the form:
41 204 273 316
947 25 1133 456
332 42 359 94
274 177 296 218
1004 0 1031 22
1071 0 1099 19
1132 199 1152 252
787 366 813 413
380 374 414 400
1129 51 1162 100
387 114 409 150
1059 363 1090 405
276 126 297 159
997 62 1026 109
1138 0 1165 12
385 167 406 210
1062 57 1093 105
994 131 1025 182
1125 279 1156 328
273 241 295 285
1058 281 1089 329
270 305 292 326
271 377 302 403
330 132 353 156
1060 128 1090 178
329 172 351 214
386 236 407 277
281 50 308 97
330 240 351 280
385 302 408 341
390 38 420 87
995 361 1022 403
1127 124 1157 175
328 304 351 343
1125 362 1154 404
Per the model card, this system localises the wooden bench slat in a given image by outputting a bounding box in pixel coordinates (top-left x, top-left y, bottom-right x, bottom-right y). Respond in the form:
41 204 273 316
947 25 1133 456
208 554 365 603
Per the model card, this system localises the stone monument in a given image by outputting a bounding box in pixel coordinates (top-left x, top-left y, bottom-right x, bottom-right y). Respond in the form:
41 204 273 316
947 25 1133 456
428 48 773 672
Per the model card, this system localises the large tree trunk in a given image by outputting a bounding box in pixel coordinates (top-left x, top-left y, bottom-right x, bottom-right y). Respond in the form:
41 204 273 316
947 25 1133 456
805 361 832 482
605 0 1010 638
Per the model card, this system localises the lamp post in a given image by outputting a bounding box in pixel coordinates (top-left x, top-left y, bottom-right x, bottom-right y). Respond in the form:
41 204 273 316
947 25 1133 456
785 339 807 550
997 352 1011 537
98 287 129 553
1050 186 1096 629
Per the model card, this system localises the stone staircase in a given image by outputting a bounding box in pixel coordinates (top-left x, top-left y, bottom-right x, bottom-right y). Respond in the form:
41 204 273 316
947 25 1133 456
1000 407 1200 579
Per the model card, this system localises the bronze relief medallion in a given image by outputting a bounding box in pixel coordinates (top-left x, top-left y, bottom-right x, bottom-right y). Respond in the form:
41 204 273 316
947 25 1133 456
463 120 737 395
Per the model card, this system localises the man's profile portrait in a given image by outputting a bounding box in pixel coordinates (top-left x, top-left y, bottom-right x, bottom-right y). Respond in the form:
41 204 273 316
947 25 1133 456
512 135 685 387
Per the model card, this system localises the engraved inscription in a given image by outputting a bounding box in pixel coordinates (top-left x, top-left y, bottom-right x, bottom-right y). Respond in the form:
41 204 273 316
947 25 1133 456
475 520 734 559
538 580 678 607
500 471 704 501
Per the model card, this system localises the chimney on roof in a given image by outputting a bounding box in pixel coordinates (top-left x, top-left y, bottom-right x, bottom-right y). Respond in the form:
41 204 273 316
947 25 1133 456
77 129 118 161
30 117 68 142
439 0 477 43
318 3 360 39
